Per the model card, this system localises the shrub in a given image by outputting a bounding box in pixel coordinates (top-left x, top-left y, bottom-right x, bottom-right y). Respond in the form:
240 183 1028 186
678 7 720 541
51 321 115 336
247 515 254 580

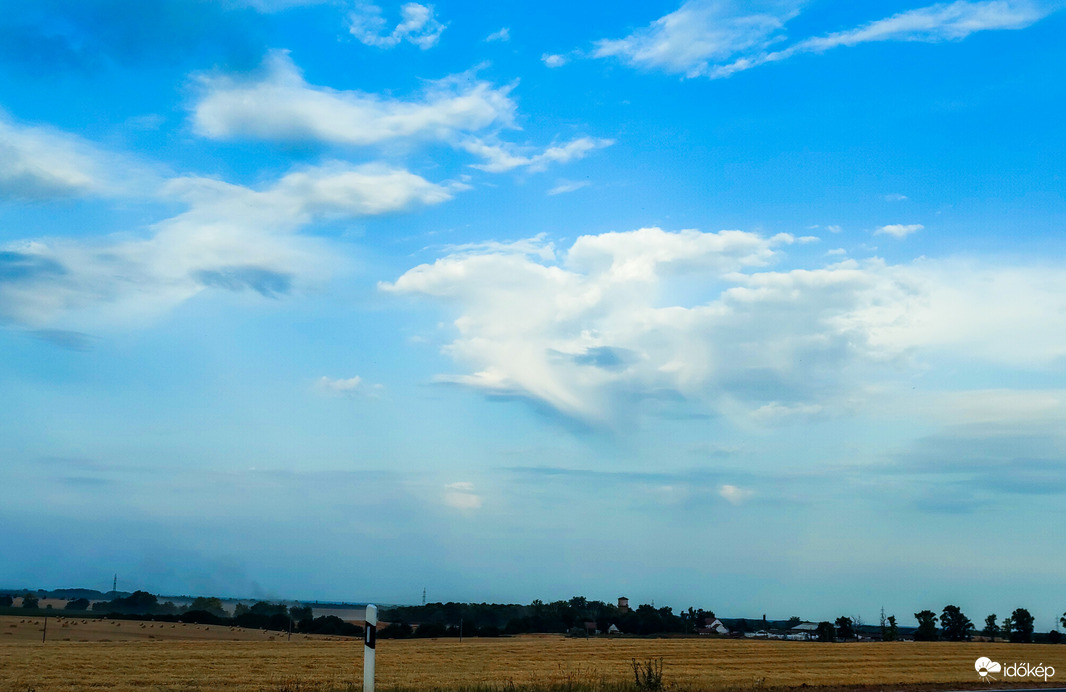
631 657 664 691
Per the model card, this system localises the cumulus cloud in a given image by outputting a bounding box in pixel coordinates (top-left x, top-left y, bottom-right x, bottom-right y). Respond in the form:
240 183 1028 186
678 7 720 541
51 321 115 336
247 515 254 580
0 162 456 328
0 112 153 201
348 2 445 49
384 227 1066 424
542 53 569 67
594 0 1057 78
485 28 510 42
192 51 515 145
875 223 923 238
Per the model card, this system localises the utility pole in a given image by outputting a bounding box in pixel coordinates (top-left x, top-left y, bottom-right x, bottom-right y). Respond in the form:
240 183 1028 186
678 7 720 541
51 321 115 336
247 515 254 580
112 574 117 594
422 588 426 606
42 615 47 643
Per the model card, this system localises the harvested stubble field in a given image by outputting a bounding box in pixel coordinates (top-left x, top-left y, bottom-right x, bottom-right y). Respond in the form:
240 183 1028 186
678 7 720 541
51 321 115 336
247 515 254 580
1 625 1063 692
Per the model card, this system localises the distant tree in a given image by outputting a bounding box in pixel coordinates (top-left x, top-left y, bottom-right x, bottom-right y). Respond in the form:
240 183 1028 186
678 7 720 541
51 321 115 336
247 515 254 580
787 616 802 628
1048 630 1062 644
983 614 999 642
289 605 313 624
816 621 836 642
883 616 899 642
1010 608 1034 643
233 603 250 618
249 601 288 618
378 622 412 638
64 598 90 611
940 605 974 641
835 616 855 640
21 593 39 609
0 595 13 607
914 610 939 641
189 597 227 617
1001 616 1013 642
1061 612 1066 630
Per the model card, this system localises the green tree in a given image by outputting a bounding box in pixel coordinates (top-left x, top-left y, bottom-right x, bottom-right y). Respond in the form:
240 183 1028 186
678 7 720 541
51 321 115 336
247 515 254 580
0 595 13 607
1001 615 1013 642
786 616 802 628
835 616 855 640
883 615 899 642
1010 608 1034 643
939 605 974 641
1060 612 1066 630
189 597 227 617
21 593 39 609
983 614 999 642
914 610 938 641
816 621 835 642
64 598 90 611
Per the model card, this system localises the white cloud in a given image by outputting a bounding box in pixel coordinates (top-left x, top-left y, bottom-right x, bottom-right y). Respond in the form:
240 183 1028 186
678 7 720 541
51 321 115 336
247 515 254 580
0 162 456 328
0 112 154 201
547 180 590 196
192 51 515 145
443 481 483 510
384 227 1066 424
594 0 1056 79
460 136 614 173
348 2 445 50
827 224 843 233
191 52 608 176
593 0 801 78
316 375 384 397
883 193 909 202
875 223 923 238
486 27 510 42
719 484 754 505
542 53 569 67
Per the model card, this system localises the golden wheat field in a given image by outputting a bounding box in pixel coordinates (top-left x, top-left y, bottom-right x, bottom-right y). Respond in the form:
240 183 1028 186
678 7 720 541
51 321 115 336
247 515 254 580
1 622 1064 692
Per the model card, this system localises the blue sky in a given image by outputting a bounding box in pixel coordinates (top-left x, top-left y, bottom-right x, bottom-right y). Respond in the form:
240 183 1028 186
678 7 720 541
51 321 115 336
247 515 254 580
2 0 1066 629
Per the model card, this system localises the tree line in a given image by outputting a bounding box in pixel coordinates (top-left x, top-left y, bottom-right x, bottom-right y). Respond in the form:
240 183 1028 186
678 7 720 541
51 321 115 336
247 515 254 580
0 591 362 637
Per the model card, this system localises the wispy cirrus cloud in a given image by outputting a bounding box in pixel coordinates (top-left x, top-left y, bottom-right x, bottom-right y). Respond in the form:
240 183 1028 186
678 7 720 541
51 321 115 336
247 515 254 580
458 136 614 173
594 0 1059 79
192 51 515 145
0 111 156 201
348 2 445 50
316 375 384 397
191 51 610 174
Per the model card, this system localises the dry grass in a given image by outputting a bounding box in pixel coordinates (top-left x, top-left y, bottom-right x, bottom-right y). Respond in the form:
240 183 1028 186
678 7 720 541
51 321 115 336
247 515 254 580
0 615 336 643
0 629 1063 692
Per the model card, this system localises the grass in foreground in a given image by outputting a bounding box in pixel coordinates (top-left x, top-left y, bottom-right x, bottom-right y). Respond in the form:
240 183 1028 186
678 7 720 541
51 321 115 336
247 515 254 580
1 636 1063 692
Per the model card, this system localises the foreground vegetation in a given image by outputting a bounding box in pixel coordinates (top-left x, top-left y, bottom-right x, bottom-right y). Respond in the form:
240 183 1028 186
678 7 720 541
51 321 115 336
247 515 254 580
2 635 1064 692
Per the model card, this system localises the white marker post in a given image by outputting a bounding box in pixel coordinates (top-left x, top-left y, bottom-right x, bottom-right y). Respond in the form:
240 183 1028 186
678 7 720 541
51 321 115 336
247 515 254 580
363 604 377 692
